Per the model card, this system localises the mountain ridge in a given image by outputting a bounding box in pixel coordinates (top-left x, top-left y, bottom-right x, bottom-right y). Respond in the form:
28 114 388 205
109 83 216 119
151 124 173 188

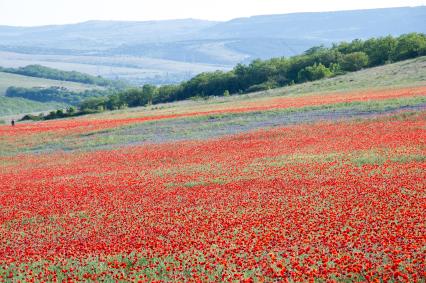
0 6 425 84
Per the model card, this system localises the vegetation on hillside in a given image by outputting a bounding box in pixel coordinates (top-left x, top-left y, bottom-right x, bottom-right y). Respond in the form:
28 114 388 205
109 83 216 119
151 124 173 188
0 96 66 117
17 33 426 121
5 86 113 106
0 71 102 96
0 65 126 87
76 33 426 113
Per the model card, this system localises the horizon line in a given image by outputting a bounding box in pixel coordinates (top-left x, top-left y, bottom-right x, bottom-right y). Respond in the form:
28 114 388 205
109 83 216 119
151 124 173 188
0 5 424 28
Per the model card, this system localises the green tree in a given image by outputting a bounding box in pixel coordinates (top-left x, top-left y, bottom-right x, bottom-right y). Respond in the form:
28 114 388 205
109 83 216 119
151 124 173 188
336 39 364 54
79 97 107 111
142 84 157 105
363 36 397 66
67 106 76 114
392 33 426 61
297 63 333 82
339 52 369 72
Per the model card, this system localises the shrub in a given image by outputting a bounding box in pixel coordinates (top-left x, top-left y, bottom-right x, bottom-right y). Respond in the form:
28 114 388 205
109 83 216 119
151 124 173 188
339 52 369 72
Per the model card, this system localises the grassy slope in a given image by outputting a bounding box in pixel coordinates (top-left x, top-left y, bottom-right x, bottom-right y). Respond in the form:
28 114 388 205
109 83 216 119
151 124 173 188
244 56 426 99
0 71 103 117
90 56 426 121
0 71 101 95
0 97 66 118
2 56 425 119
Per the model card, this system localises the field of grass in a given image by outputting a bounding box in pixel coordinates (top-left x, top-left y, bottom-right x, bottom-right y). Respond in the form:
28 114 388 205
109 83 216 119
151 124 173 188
0 96 66 118
0 58 425 281
224 56 426 103
79 56 426 123
0 71 104 117
0 71 101 96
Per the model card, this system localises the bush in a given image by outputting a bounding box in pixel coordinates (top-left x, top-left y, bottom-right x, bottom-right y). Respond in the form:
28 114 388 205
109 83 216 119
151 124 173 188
392 33 426 61
297 63 333 82
245 80 279 93
20 114 44 121
339 52 369 72
5 86 111 106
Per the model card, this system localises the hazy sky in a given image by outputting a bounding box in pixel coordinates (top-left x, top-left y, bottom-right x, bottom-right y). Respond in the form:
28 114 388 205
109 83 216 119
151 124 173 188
1 0 425 26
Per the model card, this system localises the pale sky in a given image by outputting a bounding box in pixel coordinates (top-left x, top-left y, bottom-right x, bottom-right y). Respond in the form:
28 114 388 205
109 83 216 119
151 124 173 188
1 0 425 27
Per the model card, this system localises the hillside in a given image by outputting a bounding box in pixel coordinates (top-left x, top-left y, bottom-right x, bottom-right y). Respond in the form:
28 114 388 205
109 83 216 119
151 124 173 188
0 71 103 117
0 7 425 84
200 7 426 41
257 56 426 96
0 97 65 119
0 71 103 95
9 56 424 123
95 56 426 120
1 38 425 282
0 19 218 49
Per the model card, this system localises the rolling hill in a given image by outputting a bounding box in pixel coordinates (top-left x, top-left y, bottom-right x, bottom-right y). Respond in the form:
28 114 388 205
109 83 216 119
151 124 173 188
0 71 102 95
0 71 103 117
0 6 425 84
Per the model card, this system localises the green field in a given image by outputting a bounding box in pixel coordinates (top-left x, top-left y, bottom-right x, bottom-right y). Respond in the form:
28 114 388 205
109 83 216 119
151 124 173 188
250 56 426 98
0 97 66 118
0 71 101 96
1 56 425 119
119 56 426 115
0 71 103 117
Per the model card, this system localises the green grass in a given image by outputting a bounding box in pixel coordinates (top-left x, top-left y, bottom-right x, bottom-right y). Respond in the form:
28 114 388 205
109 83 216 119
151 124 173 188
0 96 66 117
217 56 426 102
107 56 426 119
0 71 104 117
0 71 101 96
269 56 426 96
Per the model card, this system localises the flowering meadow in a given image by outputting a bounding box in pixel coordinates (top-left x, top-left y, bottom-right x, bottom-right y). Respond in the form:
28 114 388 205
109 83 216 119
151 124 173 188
0 86 425 282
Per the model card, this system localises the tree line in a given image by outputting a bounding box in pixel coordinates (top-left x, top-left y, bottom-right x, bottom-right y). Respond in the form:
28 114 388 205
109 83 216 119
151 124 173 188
78 33 426 112
17 33 426 121
6 86 111 106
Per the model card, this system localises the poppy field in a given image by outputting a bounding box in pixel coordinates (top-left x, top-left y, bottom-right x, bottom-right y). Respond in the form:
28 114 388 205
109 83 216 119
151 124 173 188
0 85 425 282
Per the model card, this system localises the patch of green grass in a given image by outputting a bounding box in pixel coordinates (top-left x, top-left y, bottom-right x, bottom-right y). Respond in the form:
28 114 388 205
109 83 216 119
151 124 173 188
214 56 426 103
0 71 102 96
0 71 105 117
183 180 209 188
262 149 425 168
0 96 66 117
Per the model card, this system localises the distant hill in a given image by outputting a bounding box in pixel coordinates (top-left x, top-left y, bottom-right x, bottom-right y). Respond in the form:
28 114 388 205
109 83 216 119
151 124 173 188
200 7 426 41
0 71 105 117
0 6 425 84
0 19 218 50
0 71 101 96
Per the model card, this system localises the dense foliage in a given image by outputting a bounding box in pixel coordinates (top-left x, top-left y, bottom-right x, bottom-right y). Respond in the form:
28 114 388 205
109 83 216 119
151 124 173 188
19 107 100 121
0 65 125 87
5 86 112 106
80 33 426 111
